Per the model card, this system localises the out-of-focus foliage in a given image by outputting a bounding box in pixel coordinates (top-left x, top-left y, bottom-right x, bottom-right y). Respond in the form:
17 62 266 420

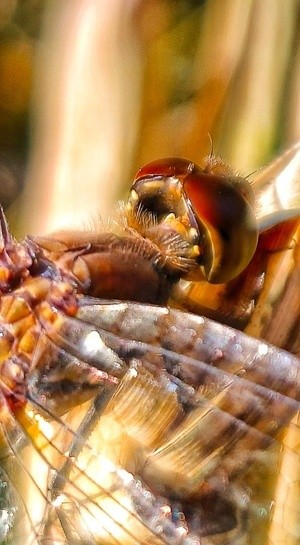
1 0 300 233
135 0 299 169
0 0 45 208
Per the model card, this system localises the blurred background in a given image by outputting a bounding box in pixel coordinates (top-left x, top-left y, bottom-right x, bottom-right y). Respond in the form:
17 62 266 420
0 0 300 236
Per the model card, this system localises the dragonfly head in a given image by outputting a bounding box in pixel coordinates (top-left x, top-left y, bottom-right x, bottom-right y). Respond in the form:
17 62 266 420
129 157 258 284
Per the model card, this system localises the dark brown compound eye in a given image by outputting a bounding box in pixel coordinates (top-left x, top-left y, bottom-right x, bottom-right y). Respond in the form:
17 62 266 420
133 157 258 284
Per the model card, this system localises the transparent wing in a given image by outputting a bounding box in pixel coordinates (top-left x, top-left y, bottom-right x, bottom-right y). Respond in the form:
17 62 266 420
252 142 300 231
1 298 300 545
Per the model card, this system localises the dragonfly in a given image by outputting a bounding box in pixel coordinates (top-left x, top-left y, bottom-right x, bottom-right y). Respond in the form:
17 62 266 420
0 144 299 545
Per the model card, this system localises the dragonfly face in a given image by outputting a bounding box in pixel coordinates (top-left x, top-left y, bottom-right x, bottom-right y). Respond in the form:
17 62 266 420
130 155 258 283
0 145 299 544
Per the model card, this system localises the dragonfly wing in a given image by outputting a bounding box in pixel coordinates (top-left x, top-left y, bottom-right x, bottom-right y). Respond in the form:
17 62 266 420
1 298 300 544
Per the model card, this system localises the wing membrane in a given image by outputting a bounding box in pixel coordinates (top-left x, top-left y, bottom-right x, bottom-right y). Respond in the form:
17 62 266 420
1 299 299 544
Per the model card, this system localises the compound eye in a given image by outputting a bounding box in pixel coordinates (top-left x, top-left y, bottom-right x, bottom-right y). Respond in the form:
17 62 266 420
134 157 195 181
183 168 258 283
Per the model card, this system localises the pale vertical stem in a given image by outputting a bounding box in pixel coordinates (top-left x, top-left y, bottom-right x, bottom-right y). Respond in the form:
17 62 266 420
286 35 300 144
131 1 174 165
219 0 297 172
180 0 254 162
19 0 143 236
137 0 254 165
14 3 142 543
